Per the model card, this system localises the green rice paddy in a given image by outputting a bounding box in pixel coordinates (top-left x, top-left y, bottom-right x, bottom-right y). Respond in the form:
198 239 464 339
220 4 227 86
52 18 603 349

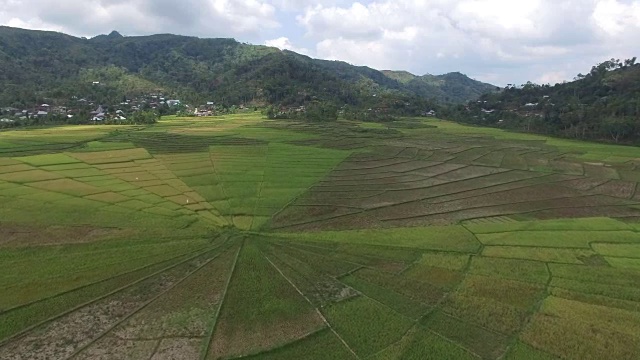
1 114 640 359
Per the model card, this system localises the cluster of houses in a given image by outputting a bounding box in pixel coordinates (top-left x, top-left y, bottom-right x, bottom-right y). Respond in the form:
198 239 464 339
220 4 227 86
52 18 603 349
0 93 184 124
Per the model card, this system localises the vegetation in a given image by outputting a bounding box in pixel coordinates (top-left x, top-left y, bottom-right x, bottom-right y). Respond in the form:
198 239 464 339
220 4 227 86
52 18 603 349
0 26 494 123
446 58 640 143
1 115 640 359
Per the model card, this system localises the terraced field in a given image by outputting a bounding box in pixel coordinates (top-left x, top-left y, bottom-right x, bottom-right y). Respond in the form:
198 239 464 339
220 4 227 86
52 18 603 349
1 114 640 359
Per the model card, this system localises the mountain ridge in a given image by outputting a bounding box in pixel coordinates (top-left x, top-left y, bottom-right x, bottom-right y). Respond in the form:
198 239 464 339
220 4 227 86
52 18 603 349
0 26 498 108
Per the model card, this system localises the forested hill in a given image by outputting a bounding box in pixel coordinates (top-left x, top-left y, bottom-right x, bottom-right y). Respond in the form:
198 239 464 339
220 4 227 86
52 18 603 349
382 70 498 103
446 58 640 144
0 26 495 108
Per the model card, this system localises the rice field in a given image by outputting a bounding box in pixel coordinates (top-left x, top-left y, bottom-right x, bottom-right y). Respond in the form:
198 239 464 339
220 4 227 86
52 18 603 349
1 114 640 359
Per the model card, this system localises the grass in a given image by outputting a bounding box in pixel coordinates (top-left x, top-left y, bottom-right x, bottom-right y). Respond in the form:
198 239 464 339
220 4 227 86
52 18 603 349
323 296 414 357
274 226 481 252
521 297 640 360
504 342 557 360
351 268 447 305
117 246 238 339
371 327 478 360
442 275 545 334
0 251 195 341
0 237 209 309
423 311 508 359
468 256 549 284
593 243 640 258
208 242 324 359
1 115 640 359
477 230 640 248
411 252 470 271
341 274 429 319
482 246 597 264
244 328 355 359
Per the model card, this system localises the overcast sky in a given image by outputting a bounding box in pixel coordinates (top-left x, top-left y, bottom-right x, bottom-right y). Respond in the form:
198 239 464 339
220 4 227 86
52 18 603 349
1 0 639 85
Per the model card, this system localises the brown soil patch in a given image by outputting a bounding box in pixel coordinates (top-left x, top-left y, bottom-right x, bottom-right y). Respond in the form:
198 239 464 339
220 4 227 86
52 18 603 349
270 205 361 229
74 337 157 360
152 338 201 360
0 223 132 247
589 180 637 199
0 253 213 360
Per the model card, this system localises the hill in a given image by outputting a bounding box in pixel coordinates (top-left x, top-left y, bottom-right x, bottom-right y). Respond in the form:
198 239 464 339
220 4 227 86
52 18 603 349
446 58 640 143
383 70 499 103
0 26 495 109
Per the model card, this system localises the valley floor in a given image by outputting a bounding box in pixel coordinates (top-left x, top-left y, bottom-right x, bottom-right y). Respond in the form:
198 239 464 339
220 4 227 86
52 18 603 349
1 114 640 359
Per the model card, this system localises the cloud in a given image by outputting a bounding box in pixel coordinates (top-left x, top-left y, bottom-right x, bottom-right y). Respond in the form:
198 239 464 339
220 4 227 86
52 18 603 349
295 0 640 84
0 0 639 85
0 0 279 38
265 36 311 55
593 0 640 36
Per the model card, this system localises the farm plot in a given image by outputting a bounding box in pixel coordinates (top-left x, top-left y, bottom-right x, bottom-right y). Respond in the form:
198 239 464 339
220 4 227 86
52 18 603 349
2 116 640 359
207 242 325 359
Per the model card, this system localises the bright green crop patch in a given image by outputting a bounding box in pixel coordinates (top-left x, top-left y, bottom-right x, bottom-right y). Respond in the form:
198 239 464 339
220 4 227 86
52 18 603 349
469 257 549 284
0 238 207 309
413 252 470 271
482 246 597 264
16 153 81 167
605 257 640 270
477 230 640 248
466 217 632 233
593 243 640 258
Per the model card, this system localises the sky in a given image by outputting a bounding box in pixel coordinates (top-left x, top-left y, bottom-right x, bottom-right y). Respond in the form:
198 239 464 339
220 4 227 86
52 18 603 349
1 0 639 86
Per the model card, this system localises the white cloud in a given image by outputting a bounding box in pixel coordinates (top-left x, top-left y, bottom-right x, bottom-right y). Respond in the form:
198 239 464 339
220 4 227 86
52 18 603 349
265 36 312 55
0 0 639 85
0 0 279 38
536 71 568 85
593 0 640 36
297 0 640 84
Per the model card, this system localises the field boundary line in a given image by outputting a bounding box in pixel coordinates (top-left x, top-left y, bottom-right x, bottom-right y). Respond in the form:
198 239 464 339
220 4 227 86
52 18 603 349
250 143 270 230
312 164 476 191
497 262 553 360
67 246 232 359
365 324 418 359
147 338 163 360
630 182 639 200
263 253 361 359
0 245 207 317
380 194 625 222
225 328 327 360
206 145 234 225
276 242 376 270
0 245 223 348
287 241 412 269
328 161 443 178
427 173 567 204
200 240 243 360
264 233 480 256
425 328 483 359
454 203 639 225
266 147 354 230
461 224 484 254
